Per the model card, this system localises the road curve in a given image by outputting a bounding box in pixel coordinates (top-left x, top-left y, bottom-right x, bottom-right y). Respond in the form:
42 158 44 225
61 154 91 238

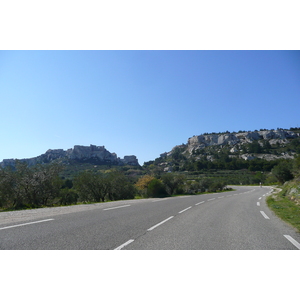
1 186 300 250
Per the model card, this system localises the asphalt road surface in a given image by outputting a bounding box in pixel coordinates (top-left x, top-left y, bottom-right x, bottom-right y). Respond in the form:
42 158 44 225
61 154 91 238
1 186 300 250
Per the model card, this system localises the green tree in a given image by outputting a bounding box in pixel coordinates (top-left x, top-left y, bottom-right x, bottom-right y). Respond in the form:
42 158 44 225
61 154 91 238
161 173 185 195
0 165 20 208
19 162 63 207
135 175 155 197
197 178 212 193
262 140 272 153
294 155 300 174
59 188 79 205
62 179 73 189
73 171 110 202
106 170 136 200
147 178 167 198
172 147 186 161
271 160 294 184
248 141 263 154
0 161 63 209
207 180 226 193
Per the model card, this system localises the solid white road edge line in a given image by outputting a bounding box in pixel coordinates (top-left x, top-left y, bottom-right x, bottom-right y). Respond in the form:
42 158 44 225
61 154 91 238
103 205 131 211
147 216 174 231
260 211 270 219
284 235 300 250
178 206 192 214
195 201 205 206
0 219 54 230
114 239 135 250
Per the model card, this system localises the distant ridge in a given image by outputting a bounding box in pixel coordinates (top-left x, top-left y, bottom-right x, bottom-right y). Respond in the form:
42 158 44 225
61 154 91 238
186 128 300 155
0 144 139 168
149 128 300 172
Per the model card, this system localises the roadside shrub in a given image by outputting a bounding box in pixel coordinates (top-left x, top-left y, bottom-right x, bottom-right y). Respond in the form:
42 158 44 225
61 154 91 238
272 160 294 184
207 181 226 193
0 161 63 209
59 189 79 205
135 175 155 197
161 173 185 195
147 179 167 198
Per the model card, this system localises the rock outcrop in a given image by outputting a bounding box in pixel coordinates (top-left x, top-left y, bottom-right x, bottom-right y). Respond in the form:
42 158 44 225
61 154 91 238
66 145 118 163
0 144 140 168
121 155 139 166
187 129 299 154
158 129 300 165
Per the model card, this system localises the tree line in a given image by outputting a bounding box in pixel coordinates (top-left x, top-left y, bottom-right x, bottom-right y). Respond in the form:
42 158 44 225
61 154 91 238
134 173 228 198
2 155 298 211
0 161 231 210
0 161 137 210
0 161 63 209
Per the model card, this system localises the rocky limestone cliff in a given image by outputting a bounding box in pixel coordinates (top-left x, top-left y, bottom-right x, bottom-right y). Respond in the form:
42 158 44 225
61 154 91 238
66 145 118 162
158 129 300 164
186 129 299 154
0 144 139 168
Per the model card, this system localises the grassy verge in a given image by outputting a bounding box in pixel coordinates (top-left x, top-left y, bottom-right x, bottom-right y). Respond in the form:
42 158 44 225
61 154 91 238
267 194 300 232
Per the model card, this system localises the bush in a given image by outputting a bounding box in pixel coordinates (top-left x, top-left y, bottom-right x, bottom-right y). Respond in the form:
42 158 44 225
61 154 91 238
107 170 136 200
135 175 155 197
59 189 79 205
161 173 185 195
73 169 136 202
73 171 110 202
207 181 226 193
147 179 167 198
272 160 294 184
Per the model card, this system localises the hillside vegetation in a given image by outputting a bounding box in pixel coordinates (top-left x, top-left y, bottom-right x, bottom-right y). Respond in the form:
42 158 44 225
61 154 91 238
266 153 300 231
1 127 300 211
267 177 300 232
144 127 300 174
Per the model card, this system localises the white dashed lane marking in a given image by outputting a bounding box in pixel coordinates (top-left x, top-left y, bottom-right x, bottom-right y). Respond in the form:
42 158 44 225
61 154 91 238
178 206 192 214
0 219 54 231
114 239 134 250
260 211 270 219
284 235 300 250
147 216 174 231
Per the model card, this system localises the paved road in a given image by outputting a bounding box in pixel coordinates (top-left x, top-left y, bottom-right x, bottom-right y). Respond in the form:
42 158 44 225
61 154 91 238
1 186 300 249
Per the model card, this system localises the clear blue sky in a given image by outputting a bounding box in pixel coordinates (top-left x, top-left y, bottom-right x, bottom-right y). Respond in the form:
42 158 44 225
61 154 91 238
1 50 299 165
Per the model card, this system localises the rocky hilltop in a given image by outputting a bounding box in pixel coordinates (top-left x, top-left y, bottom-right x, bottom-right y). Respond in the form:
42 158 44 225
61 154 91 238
186 129 299 155
156 128 300 172
0 145 139 168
